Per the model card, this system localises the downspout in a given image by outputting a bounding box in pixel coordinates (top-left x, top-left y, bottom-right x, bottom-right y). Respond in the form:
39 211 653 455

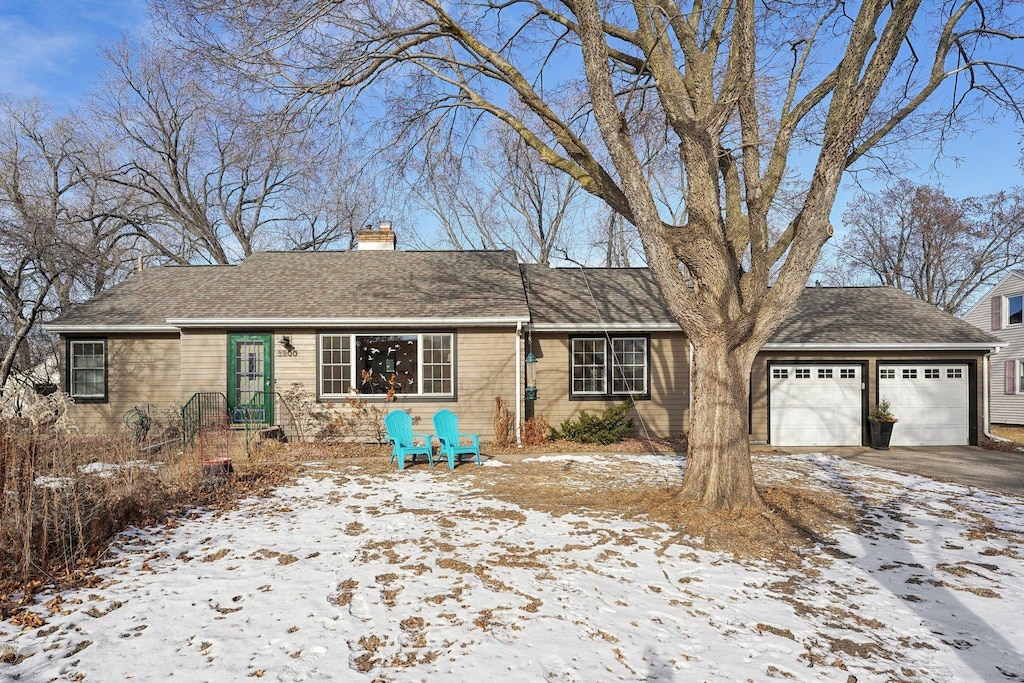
516 321 523 447
983 351 1003 441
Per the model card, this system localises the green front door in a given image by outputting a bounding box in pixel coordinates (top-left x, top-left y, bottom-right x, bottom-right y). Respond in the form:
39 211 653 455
227 333 273 424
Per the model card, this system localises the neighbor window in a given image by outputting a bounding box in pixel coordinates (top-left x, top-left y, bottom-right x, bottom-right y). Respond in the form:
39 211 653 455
318 332 454 398
570 336 649 398
1009 295 1024 326
1018 361 1024 395
68 339 106 400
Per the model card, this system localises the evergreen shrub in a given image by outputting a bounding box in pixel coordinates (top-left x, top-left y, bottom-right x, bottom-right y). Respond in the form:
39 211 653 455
553 401 634 444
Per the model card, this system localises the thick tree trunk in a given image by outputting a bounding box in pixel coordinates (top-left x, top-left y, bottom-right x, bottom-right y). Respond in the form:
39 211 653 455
680 339 764 513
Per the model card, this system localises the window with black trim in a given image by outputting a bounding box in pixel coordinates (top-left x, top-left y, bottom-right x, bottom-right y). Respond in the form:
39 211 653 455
570 336 649 398
318 332 454 398
68 339 107 400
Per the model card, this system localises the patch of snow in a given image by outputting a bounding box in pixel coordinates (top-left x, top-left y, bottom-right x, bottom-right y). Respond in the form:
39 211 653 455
3 452 1022 682
32 476 71 490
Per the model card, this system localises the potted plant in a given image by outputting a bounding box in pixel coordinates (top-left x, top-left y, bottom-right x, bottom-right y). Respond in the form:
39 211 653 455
868 399 897 450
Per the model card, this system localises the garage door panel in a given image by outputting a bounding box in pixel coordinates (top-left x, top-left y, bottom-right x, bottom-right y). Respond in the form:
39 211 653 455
770 365 862 447
879 364 969 446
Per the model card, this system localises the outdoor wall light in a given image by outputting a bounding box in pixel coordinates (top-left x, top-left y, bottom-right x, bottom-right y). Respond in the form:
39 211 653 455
278 335 292 348
525 352 538 401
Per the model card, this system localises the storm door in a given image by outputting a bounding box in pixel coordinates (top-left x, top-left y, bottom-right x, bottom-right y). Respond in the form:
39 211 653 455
227 334 273 424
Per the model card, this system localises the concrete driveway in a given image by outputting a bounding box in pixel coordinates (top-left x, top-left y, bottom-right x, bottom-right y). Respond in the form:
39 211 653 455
755 445 1024 496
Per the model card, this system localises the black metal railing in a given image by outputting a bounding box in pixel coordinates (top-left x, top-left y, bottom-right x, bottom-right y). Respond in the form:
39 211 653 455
181 392 229 447
181 391 298 448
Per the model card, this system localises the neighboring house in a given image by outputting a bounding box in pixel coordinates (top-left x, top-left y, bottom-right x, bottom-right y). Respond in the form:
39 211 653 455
46 225 1003 447
964 270 1024 425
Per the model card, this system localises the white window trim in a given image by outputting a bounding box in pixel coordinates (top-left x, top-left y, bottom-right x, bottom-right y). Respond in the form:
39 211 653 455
318 332 455 399
570 337 607 396
319 334 352 399
611 337 649 396
1017 359 1024 395
68 339 106 399
1007 294 1024 327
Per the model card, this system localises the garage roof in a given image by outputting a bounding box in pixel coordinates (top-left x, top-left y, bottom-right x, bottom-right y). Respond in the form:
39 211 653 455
524 266 1000 347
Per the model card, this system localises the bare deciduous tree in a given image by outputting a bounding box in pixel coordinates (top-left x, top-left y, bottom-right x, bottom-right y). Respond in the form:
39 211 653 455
825 182 1024 315
0 100 90 391
157 0 1024 516
89 38 313 264
406 122 584 264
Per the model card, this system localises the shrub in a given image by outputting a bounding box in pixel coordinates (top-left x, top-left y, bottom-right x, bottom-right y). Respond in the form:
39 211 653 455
521 415 551 446
493 396 515 447
869 399 897 423
553 402 634 444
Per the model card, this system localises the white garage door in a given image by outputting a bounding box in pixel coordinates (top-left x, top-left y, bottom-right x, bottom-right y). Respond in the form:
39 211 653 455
878 365 969 446
770 365 863 446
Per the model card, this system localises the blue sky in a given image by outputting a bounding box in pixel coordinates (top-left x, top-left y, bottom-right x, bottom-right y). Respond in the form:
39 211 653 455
1 0 1020 221
0 0 148 108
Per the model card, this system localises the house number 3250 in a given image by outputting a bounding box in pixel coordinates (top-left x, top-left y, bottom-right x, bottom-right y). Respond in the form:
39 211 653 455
276 349 298 357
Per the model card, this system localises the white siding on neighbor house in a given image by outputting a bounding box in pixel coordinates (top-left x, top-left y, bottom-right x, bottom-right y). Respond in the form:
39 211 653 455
964 272 1024 425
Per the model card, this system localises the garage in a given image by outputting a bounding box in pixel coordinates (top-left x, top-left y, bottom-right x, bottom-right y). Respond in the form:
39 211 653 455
769 364 863 446
878 364 970 446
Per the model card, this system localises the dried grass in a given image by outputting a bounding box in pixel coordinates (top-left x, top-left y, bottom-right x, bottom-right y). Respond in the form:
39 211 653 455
0 396 290 612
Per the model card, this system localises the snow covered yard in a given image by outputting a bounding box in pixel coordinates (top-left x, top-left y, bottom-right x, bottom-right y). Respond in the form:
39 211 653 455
1 452 1022 682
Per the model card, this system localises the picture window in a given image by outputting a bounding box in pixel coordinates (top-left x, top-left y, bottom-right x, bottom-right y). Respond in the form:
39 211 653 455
318 332 454 398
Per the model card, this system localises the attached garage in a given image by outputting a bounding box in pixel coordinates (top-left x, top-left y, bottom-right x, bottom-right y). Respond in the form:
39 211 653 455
878 364 971 446
769 363 864 446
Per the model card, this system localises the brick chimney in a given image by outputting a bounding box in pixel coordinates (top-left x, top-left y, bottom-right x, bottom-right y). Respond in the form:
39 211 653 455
356 221 397 250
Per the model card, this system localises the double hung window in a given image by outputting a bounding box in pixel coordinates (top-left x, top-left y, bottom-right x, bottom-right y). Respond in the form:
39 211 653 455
1008 295 1024 326
570 336 649 398
68 339 106 400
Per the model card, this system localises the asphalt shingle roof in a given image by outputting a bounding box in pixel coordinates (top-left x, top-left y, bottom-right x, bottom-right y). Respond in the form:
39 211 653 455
50 252 1001 347
524 266 1000 346
522 265 672 325
51 250 530 326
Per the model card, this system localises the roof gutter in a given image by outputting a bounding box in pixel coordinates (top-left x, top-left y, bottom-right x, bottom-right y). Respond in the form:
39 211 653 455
762 342 1006 351
165 317 530 328
43 324 180 334
531 322 681 331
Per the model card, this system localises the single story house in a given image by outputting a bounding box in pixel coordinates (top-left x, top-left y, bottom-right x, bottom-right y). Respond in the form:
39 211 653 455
964 271 1024 425
46 225 1003 447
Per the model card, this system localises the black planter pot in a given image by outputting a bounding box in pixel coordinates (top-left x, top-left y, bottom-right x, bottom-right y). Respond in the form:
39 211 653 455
870 421 895 450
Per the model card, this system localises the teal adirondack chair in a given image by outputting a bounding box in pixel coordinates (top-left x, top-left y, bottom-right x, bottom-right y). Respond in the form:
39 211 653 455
385 411 434 470
432 409 481 468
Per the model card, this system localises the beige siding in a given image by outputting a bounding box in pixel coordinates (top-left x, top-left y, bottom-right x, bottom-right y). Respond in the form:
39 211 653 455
64 334 181 434
63 327 520 439
271 327 519 440
751 350 987 445
530 331 689 438
964 274 1022 424
180 329 230 398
